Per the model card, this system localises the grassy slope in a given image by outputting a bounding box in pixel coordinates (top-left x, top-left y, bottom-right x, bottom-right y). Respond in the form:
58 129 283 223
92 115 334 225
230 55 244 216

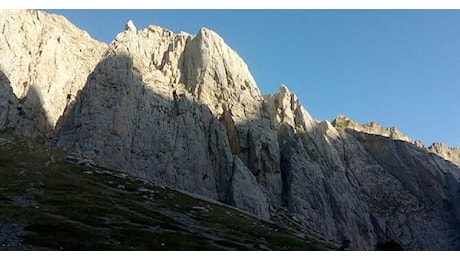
0 132 336 251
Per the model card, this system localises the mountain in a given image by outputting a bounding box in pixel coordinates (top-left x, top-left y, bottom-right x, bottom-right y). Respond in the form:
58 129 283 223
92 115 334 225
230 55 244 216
0 132 335 250
1 9 460 250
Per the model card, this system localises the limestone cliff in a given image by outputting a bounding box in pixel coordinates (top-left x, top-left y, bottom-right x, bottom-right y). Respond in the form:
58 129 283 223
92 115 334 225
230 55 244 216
331 115 418 144
0 9 107 137
54 22 271 219
1 10 460 250
428 142 460 168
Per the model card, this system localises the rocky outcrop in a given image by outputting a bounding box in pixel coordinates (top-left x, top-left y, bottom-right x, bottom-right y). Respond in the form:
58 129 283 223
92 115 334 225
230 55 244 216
0 9 106 137
54 23 272 218
124 20 137 33
1 9 460 250
332 115 460 170
181 28 283 204
331 115 423 146
429 142 460 168
229 157 270 219
181 27 263 120
56 53 230 200
262 85 460 250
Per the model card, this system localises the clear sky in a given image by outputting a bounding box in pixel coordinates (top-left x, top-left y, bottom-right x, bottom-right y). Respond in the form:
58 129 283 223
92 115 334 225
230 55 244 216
46 9 460 147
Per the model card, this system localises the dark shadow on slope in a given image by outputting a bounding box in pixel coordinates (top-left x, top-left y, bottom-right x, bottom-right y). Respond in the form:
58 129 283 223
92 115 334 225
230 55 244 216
347 128 460 221
337 128 460 249
0 68 54 138
0 69 18 131
15 85 54 138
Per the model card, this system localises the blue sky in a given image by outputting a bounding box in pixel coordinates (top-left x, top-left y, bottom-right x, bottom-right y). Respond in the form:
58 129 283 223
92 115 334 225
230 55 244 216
46 10 460 147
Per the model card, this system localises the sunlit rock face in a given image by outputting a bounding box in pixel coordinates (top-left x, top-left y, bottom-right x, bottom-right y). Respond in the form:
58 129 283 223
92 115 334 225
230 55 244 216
2 9 460 250
428 142 460 168
0 9 107 137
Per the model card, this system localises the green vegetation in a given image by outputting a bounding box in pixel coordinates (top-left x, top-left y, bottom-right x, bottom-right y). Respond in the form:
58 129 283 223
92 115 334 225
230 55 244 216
0 133 336 250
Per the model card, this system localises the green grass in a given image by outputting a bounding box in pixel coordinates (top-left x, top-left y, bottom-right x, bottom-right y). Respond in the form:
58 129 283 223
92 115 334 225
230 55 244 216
0 133 336 250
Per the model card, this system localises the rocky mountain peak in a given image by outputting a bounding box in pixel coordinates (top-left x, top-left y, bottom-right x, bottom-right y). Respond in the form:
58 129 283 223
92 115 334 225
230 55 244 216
331 114 417 144
264 84 315 133
181 26 263 122
0 9 107 137
109 22 263 123
1 10 460 250
124 20 137 33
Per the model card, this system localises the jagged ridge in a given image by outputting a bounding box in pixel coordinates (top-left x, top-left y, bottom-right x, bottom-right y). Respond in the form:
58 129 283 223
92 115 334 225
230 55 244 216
1 10 460 250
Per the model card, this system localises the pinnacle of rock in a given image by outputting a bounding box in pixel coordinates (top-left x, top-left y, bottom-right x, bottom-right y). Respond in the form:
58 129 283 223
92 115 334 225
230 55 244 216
124 20 137 33
1 9 460 251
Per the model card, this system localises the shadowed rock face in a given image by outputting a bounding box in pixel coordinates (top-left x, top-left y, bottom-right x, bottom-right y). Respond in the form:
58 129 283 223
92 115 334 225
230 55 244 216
1 9 460 250
0 70 17 130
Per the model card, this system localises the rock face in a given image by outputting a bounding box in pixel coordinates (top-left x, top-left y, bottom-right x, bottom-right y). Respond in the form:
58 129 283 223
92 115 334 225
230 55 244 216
0 70 17 130
54 23 271 219
0 9 106 137
331 115 418 144
428 142 460 168
1 10 460 250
